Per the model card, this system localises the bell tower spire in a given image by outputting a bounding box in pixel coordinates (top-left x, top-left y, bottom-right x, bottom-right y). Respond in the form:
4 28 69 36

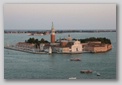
52 22 54 29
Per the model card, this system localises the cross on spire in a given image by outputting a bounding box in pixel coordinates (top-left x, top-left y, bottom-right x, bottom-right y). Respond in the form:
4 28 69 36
52 22 54 28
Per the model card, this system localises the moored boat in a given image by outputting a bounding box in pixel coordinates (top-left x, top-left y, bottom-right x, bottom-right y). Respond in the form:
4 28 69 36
96 72 101 76
70 58 81 61
80 70 93 73
69 77 77 79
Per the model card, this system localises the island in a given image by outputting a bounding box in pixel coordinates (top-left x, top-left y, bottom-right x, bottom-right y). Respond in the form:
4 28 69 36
20 36 112 53
4 22 112 54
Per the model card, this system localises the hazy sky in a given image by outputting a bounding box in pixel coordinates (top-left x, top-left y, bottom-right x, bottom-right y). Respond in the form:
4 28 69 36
4 4 116 30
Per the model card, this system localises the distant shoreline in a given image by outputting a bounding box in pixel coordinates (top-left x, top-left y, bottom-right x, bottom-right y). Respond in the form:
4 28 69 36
4 30 116 34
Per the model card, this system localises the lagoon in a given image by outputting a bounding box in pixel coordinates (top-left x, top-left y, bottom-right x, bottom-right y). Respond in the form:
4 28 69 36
4 32 116 79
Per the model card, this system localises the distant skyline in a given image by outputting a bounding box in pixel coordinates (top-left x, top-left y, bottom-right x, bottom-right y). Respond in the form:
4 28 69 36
4 4 116 30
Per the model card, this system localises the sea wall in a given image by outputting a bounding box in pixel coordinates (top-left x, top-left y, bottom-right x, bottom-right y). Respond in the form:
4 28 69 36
82 43 112 53
93 44 112 53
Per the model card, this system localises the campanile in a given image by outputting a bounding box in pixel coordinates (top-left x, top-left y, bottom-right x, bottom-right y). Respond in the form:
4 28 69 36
51 22 55 43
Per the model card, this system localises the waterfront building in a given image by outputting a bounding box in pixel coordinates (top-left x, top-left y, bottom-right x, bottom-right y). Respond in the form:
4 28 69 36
51 35 83 53
67 35 72 41
71 40 82 53
82 41 112 53
16 42 35 50
40 44 45 51
59 40 82 53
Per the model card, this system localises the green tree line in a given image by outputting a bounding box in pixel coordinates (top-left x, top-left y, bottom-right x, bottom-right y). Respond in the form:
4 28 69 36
73 37 111 44
25 38 49 48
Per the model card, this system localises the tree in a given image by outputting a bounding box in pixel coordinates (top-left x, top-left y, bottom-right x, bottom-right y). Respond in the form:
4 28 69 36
40 38 45 43
67 37 111 44
25 38 49 45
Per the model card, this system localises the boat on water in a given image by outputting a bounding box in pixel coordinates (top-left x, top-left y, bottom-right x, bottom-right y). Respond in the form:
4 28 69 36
69 77 77 79
80 70 93 73
96 72 101 76
70 58 81 61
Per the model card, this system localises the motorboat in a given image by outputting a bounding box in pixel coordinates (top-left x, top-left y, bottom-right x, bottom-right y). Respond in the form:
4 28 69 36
70 58 81 61
96 72 101 76
69 77 77 79
80 70 93 73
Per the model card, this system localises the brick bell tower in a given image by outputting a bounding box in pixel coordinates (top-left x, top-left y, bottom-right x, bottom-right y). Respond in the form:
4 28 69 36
51 22 55 43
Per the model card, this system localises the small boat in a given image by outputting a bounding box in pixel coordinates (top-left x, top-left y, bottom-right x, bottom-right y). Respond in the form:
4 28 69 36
97 72 100 76
70 58 81 61
80 70 93 73
69 77 77 79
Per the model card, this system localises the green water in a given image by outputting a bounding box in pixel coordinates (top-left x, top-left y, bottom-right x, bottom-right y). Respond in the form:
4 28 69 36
4 32 116 79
